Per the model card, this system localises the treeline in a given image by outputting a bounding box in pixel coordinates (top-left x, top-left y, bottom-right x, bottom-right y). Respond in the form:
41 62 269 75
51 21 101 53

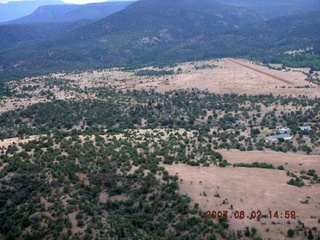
233 162 275 169
135 69 175 76
0 81 10 97
269 54 320 71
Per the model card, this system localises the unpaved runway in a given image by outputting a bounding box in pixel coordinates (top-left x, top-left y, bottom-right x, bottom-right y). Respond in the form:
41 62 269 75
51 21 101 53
227 58 294 85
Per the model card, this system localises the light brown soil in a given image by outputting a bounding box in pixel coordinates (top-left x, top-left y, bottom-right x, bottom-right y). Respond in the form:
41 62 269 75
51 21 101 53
99 192 129 203
0 135 46 149
68 211 83 235
76 173 89 186
162 158 320 239
227 58 294 85
218 150 320 174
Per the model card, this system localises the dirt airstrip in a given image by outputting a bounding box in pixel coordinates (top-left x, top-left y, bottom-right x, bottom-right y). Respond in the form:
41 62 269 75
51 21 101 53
227 59 294 85
130 58 320 97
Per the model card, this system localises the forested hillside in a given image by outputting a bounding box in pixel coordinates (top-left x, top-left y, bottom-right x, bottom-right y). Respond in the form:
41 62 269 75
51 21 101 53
215 0 320 19
0 0 264 77
0 0 319 78
0 21 93 51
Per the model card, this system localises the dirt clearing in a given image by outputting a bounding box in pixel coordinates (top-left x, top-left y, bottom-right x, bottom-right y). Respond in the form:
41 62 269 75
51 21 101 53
218 150 320 174
162 155 320 239
126 58 320 97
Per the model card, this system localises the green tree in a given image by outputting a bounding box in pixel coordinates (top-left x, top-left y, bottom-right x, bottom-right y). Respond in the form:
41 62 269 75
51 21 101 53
288 229 294 237
308 229 314 240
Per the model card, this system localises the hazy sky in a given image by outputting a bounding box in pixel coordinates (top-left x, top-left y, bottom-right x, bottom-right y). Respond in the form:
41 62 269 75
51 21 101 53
63 0 123 4
0 0 130 4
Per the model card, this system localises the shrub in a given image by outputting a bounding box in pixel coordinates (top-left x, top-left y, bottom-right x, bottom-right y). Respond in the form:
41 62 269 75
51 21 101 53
287 178 304 187
252 227 257 235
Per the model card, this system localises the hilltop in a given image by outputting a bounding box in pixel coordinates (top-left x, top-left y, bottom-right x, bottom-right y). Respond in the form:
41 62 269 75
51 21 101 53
0 0 65 23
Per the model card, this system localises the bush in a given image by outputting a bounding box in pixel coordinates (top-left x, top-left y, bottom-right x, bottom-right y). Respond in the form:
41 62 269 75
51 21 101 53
77 219 84 227
240 146 246 151
252 236 263 240
287 178 304 187
288 229 294 237
251 227 257 235
251 129 261 136
233 162 274 169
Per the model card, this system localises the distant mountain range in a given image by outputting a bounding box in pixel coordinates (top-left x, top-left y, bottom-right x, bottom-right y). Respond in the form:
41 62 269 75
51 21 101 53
214 0 320 19
0 0 319 77
6 1 134 24
0 1 134 51
0 0 65 23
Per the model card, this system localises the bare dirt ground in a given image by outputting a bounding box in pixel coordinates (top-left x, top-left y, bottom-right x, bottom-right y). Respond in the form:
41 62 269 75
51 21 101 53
163 161 320 240
227 59 294 85
218 150 320 175
0 135 46 149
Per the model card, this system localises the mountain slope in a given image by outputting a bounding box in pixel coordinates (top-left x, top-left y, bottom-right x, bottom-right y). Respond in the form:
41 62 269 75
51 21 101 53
58 1 135 22
0 0 319 77
0 0 264 76
0 0 65 23
6 5 80 24
0 21 93 51
256 10 320 52
214 0 320 19
8 1 134 24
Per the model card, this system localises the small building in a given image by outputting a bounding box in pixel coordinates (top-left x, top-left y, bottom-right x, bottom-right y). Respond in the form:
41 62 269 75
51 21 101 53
268 134 292 142
299 126 312 131
277 127 291 134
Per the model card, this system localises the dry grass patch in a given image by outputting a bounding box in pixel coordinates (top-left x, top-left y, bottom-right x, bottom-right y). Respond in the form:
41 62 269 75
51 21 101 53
127 58 320 97
218 150 320 175
162 161 320 240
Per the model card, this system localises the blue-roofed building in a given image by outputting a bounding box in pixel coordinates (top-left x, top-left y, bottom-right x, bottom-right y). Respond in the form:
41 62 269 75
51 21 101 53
268 134 292 142
299 126 312 131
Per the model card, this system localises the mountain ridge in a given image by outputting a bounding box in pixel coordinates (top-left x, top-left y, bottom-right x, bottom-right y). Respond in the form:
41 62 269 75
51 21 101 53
214 0 320 19
6 1 135 24
0 0 319 77
0 0 65 23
